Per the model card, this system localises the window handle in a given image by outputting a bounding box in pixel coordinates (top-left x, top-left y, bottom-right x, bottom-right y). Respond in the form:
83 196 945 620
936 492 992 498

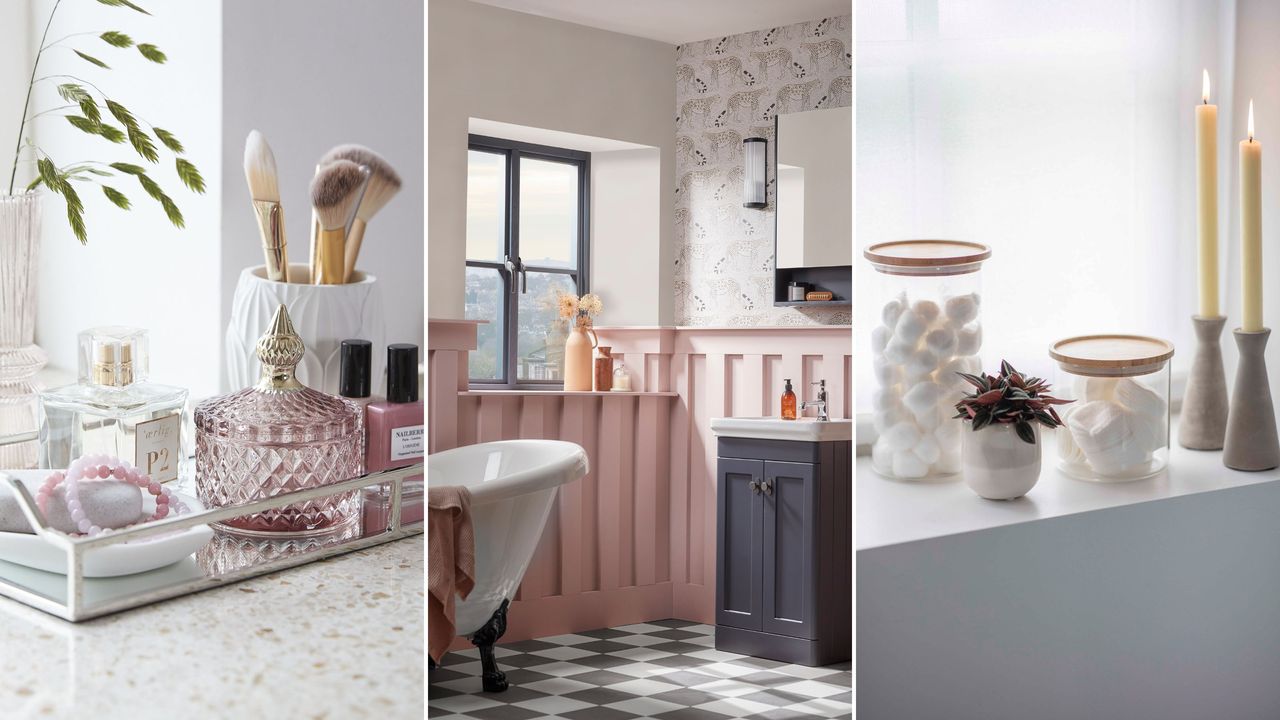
504 255 528 294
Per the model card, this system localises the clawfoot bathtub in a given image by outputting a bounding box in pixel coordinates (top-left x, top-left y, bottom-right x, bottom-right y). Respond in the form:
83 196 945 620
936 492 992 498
429 439 588 691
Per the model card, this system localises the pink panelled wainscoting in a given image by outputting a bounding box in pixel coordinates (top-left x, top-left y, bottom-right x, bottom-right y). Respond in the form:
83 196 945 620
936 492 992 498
428 321 852 644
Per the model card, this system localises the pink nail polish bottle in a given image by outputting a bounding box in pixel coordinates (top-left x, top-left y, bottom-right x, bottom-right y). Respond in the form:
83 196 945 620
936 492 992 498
362 344 423 532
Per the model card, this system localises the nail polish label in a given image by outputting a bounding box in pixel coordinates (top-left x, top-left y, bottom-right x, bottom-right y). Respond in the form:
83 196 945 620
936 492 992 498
136 413 181 482
390 424 425 461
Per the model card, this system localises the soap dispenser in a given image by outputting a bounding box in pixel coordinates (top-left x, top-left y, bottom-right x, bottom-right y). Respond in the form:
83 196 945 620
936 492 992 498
781 378 797 420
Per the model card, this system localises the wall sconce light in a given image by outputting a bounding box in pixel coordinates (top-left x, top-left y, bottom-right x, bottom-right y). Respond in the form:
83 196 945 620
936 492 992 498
742 136 767 209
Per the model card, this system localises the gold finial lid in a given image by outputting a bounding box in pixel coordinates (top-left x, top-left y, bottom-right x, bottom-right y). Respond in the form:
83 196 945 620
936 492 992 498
255 304 306 391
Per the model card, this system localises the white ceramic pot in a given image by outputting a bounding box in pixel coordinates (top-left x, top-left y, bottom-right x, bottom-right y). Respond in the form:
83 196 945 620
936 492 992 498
226 264 386 395
961 423 1041 500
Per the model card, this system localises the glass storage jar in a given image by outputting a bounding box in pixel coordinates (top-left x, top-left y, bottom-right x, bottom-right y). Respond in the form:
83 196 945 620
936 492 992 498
1049 335 1174 482
864 240 991 480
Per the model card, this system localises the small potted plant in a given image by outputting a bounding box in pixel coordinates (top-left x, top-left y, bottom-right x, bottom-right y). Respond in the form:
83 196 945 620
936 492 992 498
953 360 1073 500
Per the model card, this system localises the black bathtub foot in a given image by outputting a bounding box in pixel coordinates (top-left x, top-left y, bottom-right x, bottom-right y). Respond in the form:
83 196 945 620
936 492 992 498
471 599 510 692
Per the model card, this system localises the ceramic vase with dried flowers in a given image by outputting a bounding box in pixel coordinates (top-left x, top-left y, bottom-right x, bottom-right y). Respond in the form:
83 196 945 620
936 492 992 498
954 360 1073 500
1 1 203 466
558 292 603 391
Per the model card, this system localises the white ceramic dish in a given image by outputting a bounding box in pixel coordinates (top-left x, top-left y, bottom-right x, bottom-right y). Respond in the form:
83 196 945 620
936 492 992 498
0 470 212 577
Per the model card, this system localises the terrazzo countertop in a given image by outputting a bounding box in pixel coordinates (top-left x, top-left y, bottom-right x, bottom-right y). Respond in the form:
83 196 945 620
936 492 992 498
0 536 424 719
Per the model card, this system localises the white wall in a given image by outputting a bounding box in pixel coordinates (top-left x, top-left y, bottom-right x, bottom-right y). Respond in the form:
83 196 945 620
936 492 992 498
30 0 222 399
591 148 663 326
0 2 31 188
429 0 676 324
221 0 424 389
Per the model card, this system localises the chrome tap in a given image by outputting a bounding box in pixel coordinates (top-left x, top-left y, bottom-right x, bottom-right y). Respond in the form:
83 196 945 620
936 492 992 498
801 379 829 421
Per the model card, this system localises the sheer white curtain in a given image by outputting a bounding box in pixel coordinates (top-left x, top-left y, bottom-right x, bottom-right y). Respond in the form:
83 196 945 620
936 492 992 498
856 0 1237 411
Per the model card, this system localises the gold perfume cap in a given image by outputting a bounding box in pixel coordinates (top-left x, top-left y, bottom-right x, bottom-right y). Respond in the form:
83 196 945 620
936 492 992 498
78 326 148 388
255 304 306 391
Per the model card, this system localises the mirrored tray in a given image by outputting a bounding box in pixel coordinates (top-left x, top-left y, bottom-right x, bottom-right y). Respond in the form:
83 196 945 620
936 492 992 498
0 432 422 622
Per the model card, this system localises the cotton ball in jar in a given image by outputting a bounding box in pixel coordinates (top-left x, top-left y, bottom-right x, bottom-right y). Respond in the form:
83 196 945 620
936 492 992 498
882 421 921 452
937 356 973 390
945 293 980 326
956 323 982 356
924 327 957 358
873 406 908 434
871 325 891 354
913 433 941 465
894 308 928 344
873 386 903 412
935 418 962 446
871 438 893 475
883 337 915 365
912 299 941 325
882 294 907 329
873 355 904 387
905 348 940 382
903 381 943 423
914 401 944 431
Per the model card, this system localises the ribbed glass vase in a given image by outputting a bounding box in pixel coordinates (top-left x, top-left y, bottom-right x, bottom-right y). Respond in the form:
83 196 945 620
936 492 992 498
0 194 46 469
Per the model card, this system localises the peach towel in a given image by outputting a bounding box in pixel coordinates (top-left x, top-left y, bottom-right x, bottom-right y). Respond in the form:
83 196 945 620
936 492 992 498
428 485 476 665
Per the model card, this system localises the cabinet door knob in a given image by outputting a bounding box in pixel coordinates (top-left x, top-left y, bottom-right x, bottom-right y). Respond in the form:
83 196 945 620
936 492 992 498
762 479 773 496
749 479 761 494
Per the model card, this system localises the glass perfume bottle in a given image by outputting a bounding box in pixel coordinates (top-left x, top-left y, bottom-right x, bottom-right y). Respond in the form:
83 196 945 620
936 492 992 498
195 304 362 537
39 327 188 481
363 343 424 533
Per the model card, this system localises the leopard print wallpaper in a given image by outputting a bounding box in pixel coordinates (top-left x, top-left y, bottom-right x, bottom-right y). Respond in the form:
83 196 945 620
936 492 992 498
674 16 852 327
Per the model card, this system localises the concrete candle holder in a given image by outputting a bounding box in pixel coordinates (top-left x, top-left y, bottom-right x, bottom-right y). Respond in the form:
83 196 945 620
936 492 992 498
1224 328 1280 471
1179 316 1229 450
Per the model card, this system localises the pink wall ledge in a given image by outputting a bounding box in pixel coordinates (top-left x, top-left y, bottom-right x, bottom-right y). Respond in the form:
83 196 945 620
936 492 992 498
430 320 852 643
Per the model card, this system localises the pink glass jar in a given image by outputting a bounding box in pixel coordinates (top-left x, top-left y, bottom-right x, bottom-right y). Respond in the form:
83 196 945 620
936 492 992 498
196 304 362 537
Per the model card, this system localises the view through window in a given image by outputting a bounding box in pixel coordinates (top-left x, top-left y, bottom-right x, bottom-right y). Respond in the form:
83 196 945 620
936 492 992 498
464 136 588 386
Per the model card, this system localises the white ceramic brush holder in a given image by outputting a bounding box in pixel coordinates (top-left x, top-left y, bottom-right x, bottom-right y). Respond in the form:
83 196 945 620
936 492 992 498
226 264 386 395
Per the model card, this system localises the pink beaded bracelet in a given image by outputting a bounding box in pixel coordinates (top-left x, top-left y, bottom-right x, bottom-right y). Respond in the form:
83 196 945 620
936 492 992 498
35 454 190 537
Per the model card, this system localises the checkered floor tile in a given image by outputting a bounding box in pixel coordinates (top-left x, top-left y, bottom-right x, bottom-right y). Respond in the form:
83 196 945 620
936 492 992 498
429 619 851 719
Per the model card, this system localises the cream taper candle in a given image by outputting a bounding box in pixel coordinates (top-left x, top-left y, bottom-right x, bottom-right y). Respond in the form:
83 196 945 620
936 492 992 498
1242 100 1263 332
1197 70 1220 317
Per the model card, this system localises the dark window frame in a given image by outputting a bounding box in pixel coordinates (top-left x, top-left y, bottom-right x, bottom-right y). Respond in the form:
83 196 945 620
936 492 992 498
466 134 590 388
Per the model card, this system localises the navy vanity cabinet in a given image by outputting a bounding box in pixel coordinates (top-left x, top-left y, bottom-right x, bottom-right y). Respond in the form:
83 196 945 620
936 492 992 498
717 458 765 631
715 437 851 666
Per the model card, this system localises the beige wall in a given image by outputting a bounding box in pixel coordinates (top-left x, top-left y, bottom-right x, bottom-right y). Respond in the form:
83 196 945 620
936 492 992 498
591 149 663 326
428 0 675 323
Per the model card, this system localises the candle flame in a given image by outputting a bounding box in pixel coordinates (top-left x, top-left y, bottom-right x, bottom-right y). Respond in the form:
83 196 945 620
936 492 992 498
1203 70 1211 103
1250 100 1255 142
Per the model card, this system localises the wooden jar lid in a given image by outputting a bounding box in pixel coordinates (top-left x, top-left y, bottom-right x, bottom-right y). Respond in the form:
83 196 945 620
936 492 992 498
1049 334 1175 377
863 240 991 276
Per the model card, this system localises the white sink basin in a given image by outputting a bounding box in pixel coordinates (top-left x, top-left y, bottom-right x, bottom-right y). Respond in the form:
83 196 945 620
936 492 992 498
710 416 852 443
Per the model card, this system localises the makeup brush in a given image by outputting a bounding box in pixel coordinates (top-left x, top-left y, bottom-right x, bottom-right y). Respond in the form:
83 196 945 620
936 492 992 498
309 163 322 284
310 159 370 285
243 130 289 282
320 144 402 281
